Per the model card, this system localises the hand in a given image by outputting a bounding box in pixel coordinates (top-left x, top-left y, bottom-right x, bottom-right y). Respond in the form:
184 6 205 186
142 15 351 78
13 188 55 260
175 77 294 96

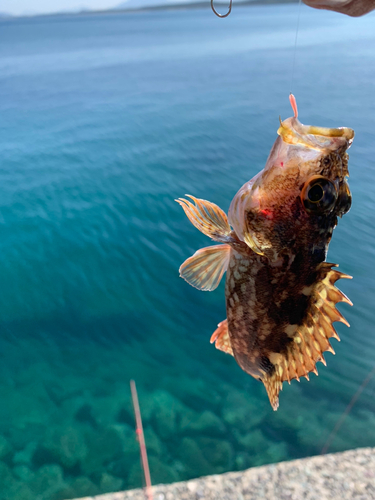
303 0 375 16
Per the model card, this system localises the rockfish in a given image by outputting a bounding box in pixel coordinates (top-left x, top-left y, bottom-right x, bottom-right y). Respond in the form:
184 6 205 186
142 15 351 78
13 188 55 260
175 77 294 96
177 95 354 410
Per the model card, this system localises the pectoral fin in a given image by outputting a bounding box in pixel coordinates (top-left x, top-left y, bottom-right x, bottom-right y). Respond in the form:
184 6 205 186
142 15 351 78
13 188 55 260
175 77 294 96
210 319 233 356
176 195 232 243
179 244 231 291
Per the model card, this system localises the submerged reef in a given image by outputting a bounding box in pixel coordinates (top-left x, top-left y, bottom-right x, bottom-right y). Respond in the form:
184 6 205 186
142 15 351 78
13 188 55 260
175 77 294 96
1 369 375 500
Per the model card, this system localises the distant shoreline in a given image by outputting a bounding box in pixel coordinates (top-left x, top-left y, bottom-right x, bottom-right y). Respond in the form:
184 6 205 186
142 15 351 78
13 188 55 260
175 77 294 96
1 0 298 21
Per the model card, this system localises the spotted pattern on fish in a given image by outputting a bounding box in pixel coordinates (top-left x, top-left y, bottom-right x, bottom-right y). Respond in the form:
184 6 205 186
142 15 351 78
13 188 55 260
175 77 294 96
221 239 351 408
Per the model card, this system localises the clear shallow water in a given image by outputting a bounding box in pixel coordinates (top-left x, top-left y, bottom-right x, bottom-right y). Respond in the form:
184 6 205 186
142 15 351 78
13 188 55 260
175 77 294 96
0 4 375 499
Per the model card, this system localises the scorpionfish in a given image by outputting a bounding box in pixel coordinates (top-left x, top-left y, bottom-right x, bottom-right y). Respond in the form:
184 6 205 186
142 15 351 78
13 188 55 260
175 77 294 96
177 95 354 410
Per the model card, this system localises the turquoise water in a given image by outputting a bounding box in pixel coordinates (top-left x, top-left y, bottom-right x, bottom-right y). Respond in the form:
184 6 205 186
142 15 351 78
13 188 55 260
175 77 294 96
1 4 375 499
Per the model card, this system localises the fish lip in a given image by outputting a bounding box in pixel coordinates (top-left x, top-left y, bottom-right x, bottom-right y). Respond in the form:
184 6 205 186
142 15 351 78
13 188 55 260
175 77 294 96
278 116 354 152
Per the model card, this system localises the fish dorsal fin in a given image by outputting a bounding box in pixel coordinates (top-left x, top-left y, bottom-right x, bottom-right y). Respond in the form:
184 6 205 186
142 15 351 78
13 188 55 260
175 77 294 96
263 263 352 410
179 244 231 291
210 319 234 356
176 195 232 243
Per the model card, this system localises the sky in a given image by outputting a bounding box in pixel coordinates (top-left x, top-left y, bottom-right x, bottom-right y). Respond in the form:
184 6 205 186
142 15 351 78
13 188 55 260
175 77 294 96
1 0 122 16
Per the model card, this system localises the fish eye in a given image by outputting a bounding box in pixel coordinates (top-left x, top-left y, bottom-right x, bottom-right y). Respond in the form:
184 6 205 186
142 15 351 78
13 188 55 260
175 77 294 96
308 184 324 202
301 176 337 214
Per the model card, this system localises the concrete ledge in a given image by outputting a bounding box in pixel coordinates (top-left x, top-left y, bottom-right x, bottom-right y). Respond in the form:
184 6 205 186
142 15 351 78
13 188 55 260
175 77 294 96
75 447 375 500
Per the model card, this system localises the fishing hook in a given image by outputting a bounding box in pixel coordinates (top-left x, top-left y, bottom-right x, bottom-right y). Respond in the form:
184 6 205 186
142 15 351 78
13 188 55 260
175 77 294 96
211 0 232 18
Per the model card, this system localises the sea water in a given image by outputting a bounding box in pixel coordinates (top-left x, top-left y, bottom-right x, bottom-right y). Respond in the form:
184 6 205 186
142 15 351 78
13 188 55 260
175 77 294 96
0 4 375 499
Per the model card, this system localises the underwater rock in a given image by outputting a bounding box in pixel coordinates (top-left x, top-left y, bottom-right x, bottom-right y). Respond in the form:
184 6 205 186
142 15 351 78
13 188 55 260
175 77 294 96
0 461 17 490
233 428 267 453
107 457 133 483
126 461 143 489
90 395 126 426
116 405 134 426
13 441 38 466
34 425 88 469
148 456 179 485
60 396 91 422
195 437 234 472
74 403 97 427
178 408 200 434
116 393 136 427
127 456 179 490
3 481 34 500
143 427 163 457
261 392 326 453
13 464 35 482
146 390 199 440
177 437 214 478
295 411 328 453
0 435 12 461
48 484 77 500
99 472 123 493
262 441 289 465
183 410 226 436
110 423 139 456
263 393 305 434
296 406 375 455
29 464 64 495
234 451 252 471
7 422 46 451
70 476 100 497
168 377 221 412
232 428 288 467
148 390 183 439
105 424 140 481
222 390 267 432
293 403 375 455
44 379 85 406
335 410 375 450
81 425 124 476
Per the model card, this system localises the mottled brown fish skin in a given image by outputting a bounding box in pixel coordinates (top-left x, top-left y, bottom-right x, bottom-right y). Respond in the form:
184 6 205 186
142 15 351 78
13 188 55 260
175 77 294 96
224 149 352 408
225 241 325 382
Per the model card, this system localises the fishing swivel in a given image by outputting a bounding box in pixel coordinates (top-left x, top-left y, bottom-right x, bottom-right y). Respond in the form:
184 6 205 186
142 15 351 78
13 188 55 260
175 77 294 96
211 0 232 18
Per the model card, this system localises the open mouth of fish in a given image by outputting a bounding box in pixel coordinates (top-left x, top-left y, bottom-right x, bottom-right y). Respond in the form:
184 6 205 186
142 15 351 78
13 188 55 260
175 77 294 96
278 98 354 152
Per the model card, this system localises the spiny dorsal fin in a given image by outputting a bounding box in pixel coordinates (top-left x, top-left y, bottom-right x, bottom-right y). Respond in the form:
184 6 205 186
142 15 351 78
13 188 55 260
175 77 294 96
263 263 352 410
176 195 232 243
179 244 231 291
210 319 233 356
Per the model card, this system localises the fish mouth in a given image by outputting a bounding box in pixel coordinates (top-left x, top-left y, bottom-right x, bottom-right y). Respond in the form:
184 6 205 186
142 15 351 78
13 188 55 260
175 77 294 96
278 116 354 153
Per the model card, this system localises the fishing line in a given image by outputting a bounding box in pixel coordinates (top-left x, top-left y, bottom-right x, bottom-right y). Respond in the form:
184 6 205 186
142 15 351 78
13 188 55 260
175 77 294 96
290 0 303 94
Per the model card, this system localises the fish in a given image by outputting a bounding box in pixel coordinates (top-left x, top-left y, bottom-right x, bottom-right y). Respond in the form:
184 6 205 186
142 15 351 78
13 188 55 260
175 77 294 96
176 95 354 410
